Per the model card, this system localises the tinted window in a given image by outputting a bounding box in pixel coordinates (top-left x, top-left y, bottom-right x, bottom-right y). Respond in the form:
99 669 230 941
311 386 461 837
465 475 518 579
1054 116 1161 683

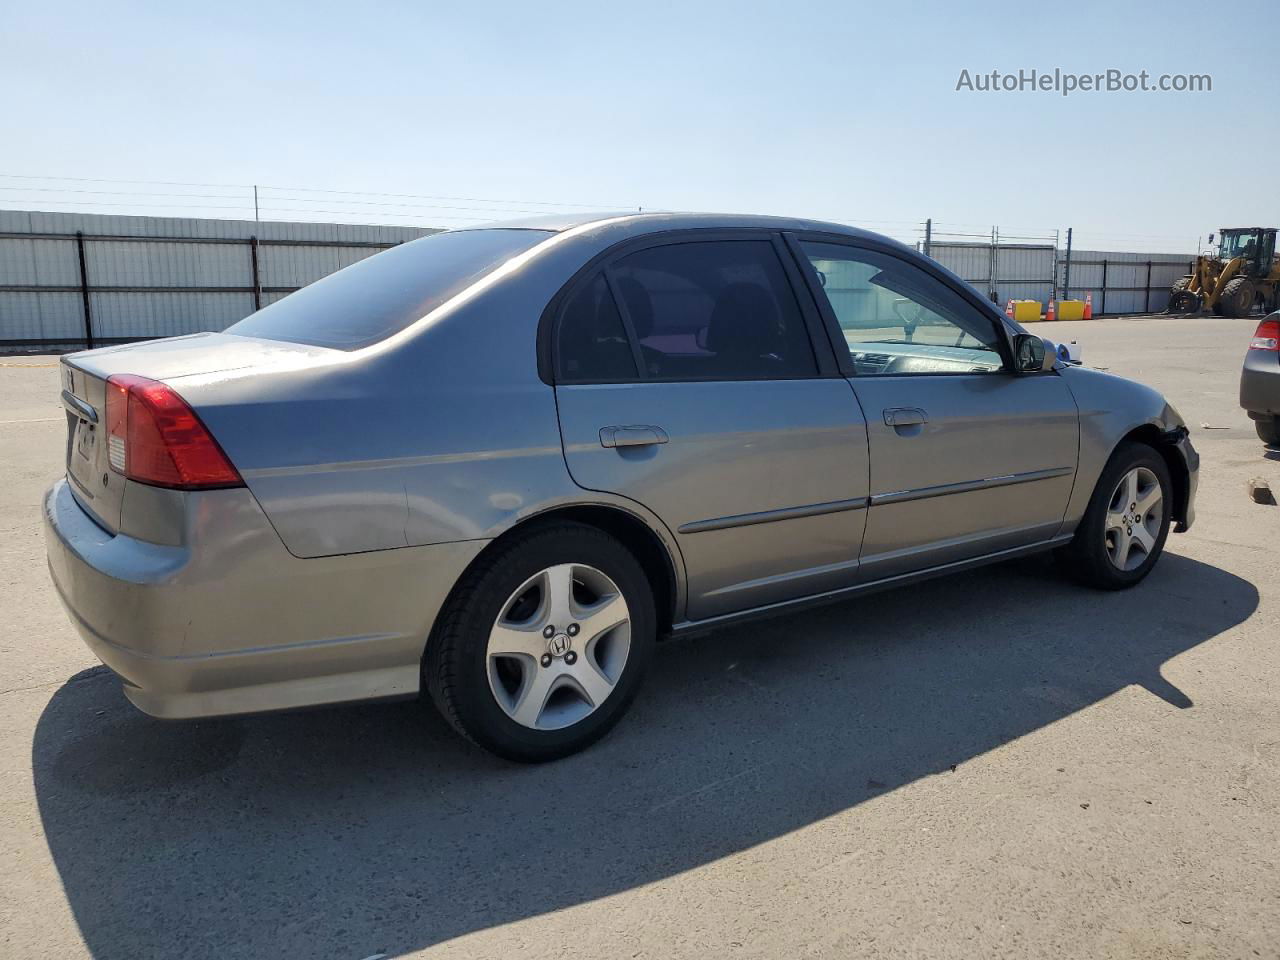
800 241 1005 376
556 274 637 381
609 241 817 380
228 228 551 350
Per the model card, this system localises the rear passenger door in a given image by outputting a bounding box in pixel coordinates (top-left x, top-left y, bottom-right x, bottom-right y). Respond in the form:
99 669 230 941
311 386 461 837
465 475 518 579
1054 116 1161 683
551 233 870 621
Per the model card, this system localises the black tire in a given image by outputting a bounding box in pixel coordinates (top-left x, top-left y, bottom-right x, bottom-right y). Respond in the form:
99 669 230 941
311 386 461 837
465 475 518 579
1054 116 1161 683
1169 277 1202 314
424 522 656 762
1256 416 1280 447
1057 441 1173 590
1169 289 1200 313
1219 276 1256 318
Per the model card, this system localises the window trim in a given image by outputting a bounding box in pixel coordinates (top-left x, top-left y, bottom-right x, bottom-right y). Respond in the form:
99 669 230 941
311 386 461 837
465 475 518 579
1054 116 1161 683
780 231 1020 377
539 228 842 385
600 268 648 378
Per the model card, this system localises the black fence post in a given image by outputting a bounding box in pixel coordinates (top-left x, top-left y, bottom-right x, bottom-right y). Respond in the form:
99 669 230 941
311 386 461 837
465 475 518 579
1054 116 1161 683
1144 261 1153 313
75 231 94 349
1100 259 1108 316
1062 227 1072 300
249 236 262 311
989 226 998 304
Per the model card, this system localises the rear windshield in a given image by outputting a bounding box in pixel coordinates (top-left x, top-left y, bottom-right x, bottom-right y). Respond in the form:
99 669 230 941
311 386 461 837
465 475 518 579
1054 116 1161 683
226 228 552 349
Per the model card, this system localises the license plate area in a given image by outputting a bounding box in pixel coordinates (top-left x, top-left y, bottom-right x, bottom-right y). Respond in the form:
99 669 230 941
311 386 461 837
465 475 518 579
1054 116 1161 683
63 365 102 500
68 417 101 500
75 419 97 462
61 365 123 532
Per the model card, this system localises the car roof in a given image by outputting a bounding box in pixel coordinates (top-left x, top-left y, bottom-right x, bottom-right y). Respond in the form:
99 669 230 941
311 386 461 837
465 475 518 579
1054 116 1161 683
462 210 894 244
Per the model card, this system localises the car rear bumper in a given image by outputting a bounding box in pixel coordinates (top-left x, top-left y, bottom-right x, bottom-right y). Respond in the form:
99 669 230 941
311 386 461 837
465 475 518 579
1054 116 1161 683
1240 349 1280 418
43 477 485 719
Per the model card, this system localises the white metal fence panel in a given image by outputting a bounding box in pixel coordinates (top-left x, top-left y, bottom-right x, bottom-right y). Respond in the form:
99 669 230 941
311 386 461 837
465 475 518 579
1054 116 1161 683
258 244 383 289
87 240 250 288
90 292 257 340
0 237 80 286
927 241 1195 315
0 291 85 342
0 208 1209 348
0 209 437 348
928 242 1056 306
930 244 995 297
1060 250 1193 315
997 245 1056 307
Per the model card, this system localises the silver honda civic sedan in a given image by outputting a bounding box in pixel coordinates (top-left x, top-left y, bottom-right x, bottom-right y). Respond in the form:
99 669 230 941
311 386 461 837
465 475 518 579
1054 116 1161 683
45 212 1198 761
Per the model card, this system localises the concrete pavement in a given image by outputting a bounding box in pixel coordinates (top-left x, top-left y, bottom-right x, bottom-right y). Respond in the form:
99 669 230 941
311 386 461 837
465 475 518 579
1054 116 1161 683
0 316 1276 959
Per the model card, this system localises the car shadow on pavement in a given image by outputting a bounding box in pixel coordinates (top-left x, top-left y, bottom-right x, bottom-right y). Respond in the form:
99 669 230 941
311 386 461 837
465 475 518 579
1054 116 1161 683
33 551 1256 960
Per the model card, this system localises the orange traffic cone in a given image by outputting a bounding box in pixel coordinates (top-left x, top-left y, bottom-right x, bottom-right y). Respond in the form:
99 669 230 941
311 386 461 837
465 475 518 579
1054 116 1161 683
1045 299 1056 322
1083 292 1093 320
1005 298 1015 320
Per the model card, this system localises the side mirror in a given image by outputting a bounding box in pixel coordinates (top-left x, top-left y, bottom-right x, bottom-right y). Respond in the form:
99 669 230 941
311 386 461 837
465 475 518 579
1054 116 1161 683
1012 333 1054 373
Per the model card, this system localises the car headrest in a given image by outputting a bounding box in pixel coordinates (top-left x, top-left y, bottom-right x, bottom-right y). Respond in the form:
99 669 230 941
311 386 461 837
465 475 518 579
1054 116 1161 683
705 282 780 358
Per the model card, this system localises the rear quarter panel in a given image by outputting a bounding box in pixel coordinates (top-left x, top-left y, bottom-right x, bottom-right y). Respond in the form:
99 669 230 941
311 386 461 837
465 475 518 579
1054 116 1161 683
172 301 568 557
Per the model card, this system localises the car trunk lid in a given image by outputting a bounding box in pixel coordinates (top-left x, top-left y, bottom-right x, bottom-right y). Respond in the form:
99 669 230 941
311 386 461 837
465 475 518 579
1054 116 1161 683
63 331 330 382
59 333 334 534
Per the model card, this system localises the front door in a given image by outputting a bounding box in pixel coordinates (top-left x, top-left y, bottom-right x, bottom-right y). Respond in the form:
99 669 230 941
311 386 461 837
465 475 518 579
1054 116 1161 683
552 236 870 620
792 238 1080 580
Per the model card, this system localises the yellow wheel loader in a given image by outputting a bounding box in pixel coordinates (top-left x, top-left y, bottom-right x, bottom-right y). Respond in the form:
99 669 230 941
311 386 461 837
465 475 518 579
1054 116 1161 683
1169 227 1280 317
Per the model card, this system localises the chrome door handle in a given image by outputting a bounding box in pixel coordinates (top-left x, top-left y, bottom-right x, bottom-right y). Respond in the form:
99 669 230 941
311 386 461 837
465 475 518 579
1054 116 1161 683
883 407 928 427
599 425 670 448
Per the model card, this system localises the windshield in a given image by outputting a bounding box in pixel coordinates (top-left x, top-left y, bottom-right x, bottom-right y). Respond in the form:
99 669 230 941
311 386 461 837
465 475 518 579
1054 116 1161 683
227 228 552 349
1220 231 1260 261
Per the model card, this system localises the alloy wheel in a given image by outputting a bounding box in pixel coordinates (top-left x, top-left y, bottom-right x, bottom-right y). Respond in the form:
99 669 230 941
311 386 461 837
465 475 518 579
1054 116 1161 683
485 563 631 730
1103 466 1163 572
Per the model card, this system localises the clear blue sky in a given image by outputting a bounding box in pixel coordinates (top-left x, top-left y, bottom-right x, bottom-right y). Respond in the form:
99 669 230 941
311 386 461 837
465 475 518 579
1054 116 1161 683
4 0 1275 251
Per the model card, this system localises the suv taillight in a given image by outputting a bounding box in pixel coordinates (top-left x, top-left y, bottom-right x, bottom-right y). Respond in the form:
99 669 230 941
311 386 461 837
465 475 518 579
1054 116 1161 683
1250 318 1280 351
104 375 243 489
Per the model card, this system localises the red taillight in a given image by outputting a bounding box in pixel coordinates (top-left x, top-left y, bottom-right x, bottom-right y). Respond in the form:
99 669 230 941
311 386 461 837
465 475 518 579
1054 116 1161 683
1250 318 1280 351
103 375 243 489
